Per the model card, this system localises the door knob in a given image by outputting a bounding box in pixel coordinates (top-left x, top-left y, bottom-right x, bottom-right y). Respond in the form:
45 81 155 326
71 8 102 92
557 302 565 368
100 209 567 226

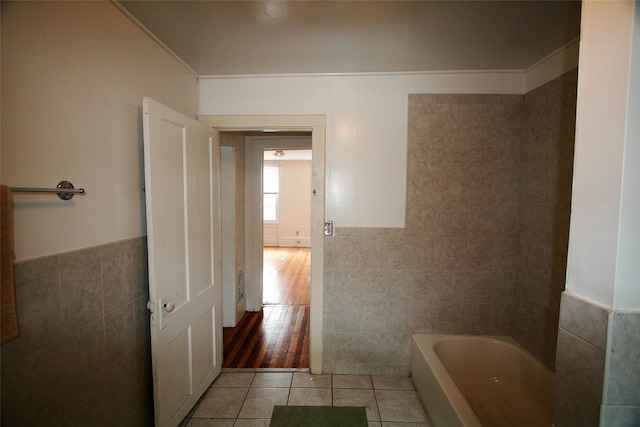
163 302 176 312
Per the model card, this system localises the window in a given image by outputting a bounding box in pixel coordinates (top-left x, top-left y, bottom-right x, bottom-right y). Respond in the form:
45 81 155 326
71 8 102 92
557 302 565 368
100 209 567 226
263 165 279 221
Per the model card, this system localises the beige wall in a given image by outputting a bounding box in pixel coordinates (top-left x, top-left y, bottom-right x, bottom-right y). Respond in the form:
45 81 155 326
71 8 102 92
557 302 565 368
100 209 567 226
263 159 312 247
279 160 312 247
1 2 197 424
1 1 198 261
323 73 577 375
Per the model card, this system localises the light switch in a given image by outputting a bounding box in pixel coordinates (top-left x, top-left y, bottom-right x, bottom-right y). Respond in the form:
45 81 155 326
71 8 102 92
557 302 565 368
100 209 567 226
324 220 334 236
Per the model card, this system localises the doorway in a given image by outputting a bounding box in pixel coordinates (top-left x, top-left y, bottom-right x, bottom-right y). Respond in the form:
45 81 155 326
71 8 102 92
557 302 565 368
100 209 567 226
199 115 326 374
224 141 313 369
262 145 312 305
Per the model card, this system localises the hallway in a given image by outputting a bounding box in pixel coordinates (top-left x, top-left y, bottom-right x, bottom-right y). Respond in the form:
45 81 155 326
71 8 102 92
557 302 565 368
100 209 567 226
223 247 310 369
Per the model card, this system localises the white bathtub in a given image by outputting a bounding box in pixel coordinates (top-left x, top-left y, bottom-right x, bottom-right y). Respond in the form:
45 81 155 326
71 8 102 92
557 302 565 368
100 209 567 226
410 334 554 427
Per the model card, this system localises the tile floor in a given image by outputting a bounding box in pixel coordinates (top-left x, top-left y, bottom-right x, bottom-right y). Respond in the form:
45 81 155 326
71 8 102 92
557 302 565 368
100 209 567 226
180 370 433 426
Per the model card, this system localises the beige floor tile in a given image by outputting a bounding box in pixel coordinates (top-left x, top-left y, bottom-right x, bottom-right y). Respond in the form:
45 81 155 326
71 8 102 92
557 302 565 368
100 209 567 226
372 375 415 390
333 374 373 389
251 372 293 388
291 372 332 388
211 372 255 388
238 388 289 419
333 388 380 421
375 389 429 423
287 388 332 406
180 373 435 426
192 388 248 419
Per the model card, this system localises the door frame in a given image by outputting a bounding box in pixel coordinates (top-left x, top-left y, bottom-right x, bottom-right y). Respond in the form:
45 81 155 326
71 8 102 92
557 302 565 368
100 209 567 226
220 145 239 327
198 115 326 374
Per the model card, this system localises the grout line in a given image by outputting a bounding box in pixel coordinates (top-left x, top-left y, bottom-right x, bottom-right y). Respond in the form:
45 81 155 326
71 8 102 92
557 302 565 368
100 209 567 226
331 375 334 407
373 388 383 424
236 376 253 421
286 384 292 408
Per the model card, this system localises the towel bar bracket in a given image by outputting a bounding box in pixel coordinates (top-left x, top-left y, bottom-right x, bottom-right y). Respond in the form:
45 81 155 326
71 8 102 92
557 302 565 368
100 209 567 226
10 180 85 200
56 181 76 200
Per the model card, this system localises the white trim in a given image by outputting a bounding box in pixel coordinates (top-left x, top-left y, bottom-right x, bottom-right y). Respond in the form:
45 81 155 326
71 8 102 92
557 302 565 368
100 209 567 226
110 0 199 78
525 38 580 93
279 238 311 248
199 69 524 80
263 222 280 247
199 115 325 128
221 146 238 327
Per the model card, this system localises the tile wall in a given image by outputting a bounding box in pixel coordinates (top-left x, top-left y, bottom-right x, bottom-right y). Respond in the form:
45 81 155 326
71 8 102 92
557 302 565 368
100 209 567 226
515 71 577 368
600 311 640 425
323 72 577 375
324 94 525 374
1 237 153 426
554 291 640 426
554 291 608 426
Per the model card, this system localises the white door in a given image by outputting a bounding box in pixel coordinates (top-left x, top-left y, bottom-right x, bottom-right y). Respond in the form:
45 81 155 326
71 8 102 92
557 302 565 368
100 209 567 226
143 98 223 427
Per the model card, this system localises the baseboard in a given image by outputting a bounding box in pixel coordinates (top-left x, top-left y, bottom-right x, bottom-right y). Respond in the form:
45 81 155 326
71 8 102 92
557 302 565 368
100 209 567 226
279 237 311 247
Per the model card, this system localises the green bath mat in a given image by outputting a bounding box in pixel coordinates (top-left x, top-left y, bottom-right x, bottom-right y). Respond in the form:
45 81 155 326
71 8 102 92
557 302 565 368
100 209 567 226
269 405 368 427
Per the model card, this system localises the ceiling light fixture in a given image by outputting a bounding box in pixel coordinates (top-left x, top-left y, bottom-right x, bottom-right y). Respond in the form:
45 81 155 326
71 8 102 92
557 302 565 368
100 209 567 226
274 150 285 157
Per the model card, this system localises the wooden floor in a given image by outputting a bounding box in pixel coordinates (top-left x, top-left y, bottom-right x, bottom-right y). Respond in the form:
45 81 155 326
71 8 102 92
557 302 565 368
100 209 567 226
223 247 310 369
263 246 310 305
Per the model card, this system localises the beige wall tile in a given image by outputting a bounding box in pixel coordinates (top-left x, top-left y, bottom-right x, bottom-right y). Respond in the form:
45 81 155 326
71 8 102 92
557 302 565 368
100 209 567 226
0 237 152 426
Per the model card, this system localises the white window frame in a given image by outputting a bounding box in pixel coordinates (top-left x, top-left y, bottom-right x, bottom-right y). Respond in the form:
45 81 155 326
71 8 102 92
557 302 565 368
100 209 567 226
263 163 279 223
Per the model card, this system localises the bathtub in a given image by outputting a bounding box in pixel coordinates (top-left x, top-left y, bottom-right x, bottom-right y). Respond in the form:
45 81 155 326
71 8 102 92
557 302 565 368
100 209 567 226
410 334 554 427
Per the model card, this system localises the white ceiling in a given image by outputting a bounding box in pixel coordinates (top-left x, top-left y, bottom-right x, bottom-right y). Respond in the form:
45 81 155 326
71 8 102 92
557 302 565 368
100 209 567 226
118 1 581 76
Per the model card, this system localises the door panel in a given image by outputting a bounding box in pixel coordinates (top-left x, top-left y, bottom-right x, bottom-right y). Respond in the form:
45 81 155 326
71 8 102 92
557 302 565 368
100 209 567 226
192 308 216 386
143 98 222 426
160 330 191 416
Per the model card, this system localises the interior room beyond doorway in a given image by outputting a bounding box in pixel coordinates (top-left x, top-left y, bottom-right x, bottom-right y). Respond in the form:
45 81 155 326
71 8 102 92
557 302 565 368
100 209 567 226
222 138 313 369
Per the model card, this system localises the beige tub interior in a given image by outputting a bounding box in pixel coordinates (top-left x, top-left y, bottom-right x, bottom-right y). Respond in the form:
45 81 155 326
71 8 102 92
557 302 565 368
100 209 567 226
410 334 554 427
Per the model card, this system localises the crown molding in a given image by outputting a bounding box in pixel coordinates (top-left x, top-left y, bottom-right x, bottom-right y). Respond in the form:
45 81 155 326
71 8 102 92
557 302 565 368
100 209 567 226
525 38 580 92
